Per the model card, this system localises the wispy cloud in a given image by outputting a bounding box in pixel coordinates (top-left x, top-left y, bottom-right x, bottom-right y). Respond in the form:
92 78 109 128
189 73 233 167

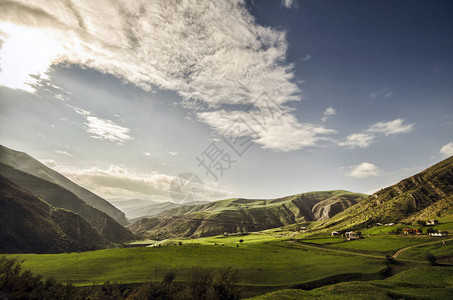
281 0 297 9
439 142 453 158
384 92 393 98
367 119 413 136
54 150 73 157
169 151 178 156
321 106 336 122
0 0 304 151
347 162 381 178
300 54 311 62
338 133 374 148
197 109 336 151
70 106 133 144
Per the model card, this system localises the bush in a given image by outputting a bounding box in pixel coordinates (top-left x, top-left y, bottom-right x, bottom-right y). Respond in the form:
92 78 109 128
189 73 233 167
426 253 437 266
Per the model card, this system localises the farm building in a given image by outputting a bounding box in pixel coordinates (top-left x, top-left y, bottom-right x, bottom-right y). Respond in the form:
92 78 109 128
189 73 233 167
404 228 422 235
345 231 359 241
300 227 307 231
331 231 340 236
426 220 439 226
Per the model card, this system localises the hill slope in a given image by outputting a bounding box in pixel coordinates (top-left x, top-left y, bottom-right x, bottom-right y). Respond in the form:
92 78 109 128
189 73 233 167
0 163 134 243
129 190 366 238
0 145 128 225
0 175 108 253
316 155 453 231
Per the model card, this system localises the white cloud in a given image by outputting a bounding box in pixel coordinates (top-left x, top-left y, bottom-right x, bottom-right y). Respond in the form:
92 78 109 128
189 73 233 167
370 92 379 98
0 0 304 151
70 105 133 143
439 142 453 158
339 133 374 148
384 92 393 98
347 162 380 178
85 116 133 143
197 109 336 151
145 152 151 156
169 151 178 156
367 119 413 136
281 0 297 9
321 106 336 122
54 150 73 157
46 163 234 201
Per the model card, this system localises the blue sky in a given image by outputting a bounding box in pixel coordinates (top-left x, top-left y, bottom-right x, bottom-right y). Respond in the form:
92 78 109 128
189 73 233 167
0 0 452 202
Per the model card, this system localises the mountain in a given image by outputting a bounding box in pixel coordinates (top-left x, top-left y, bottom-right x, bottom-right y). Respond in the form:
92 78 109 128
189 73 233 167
110 198 210 220
128 190 366 239
316 155 453 231
0 175 108 254
0 163 135 243
0 145 128 226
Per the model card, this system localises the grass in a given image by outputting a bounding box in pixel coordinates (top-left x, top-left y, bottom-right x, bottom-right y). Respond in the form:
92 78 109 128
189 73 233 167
5 237 386 287
250 265 453 299
322 235 433 255
397 239 453 261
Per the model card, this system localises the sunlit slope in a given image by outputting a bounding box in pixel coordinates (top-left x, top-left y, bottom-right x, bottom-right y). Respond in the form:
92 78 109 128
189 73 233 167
316 156 453 231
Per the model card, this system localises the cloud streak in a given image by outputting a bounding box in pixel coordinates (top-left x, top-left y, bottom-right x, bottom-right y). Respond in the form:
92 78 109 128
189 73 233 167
347 162 380 178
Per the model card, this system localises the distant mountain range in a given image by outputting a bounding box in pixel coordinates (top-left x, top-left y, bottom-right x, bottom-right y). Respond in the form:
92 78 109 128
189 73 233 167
2 143 451 253
109 198 210 220
128 190 366 239
316 155 453 231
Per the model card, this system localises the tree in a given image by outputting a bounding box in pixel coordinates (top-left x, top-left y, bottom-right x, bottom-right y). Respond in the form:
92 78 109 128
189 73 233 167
426 253 437 266
416 220 425 226
163 272 176 284
239 239 244 243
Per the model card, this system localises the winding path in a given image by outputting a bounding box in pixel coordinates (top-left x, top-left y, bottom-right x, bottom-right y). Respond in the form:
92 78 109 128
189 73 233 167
392 237 452 258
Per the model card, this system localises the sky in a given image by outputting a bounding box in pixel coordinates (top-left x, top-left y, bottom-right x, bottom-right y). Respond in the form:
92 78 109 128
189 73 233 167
0 0 452 203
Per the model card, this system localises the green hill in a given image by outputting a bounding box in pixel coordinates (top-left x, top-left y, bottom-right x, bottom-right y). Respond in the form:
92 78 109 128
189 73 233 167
0 163 135 243
316 155 453 231
0 175 108 253
129 190 366 238
0 145 128 226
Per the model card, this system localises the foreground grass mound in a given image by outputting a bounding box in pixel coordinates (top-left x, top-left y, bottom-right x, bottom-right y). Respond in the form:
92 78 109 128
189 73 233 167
251 266 453 300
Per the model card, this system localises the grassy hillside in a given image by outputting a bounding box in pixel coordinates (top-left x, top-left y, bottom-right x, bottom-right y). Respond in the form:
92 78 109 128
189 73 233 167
0 163 135 243
129 190 366 239
315 155 453 231
0 175 107 253
0 145 128 226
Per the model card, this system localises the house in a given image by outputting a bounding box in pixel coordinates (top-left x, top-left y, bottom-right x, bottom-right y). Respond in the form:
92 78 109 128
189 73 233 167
345 231 359 241
426 220 439 226
404 228 422 235
223 232 230 236
429 231 447 237
376 223 383 226
331 231 340 236
387 223 395 226
300 227 307 231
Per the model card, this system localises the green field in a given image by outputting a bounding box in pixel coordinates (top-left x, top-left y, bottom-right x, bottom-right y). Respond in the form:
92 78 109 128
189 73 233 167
7 237 388 288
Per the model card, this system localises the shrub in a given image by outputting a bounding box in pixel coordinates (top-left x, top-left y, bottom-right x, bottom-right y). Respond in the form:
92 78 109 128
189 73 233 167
426 253 437 266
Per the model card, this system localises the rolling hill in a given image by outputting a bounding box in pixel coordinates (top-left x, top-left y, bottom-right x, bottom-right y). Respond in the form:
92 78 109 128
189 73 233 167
0 163 135 243
128 190 366 239
0 175 108 253
316 155 453 231
0 145 128 226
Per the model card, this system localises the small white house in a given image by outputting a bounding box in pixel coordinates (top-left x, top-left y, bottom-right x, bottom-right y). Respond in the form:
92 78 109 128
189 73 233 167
331 231 340 236
300 227 307 231
345 231 359 241
376 223 383 226
429 232 447 237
